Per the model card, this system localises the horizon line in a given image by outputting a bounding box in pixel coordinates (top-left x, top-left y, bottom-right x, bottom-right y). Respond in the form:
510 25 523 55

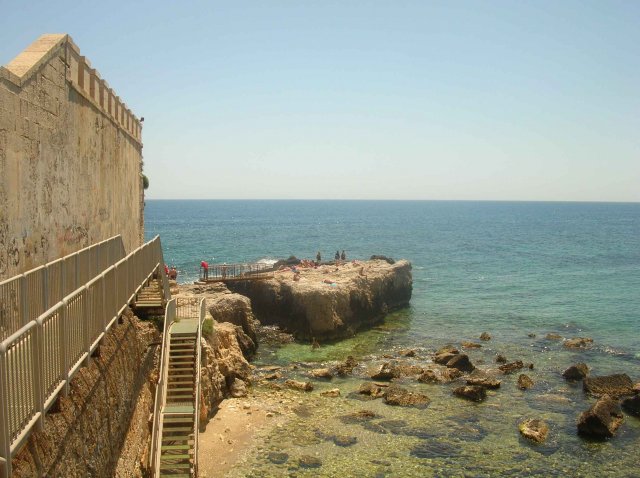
144 198 640 204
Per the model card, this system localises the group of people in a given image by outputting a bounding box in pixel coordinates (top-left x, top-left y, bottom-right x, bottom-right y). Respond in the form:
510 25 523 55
315 250 347 264
164 264 178 280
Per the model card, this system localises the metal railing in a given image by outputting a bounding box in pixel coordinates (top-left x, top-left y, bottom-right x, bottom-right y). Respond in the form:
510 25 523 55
149 297 206 478
150 298 176 477
0 236 125 342
0 235 170 478
199 262 273 282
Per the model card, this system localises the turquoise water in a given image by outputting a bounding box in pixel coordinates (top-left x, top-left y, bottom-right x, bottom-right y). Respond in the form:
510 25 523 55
145 200 640 476
145 200 640 357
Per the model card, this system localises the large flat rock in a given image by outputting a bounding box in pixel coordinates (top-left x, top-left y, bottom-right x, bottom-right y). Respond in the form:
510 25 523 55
227 259 412 340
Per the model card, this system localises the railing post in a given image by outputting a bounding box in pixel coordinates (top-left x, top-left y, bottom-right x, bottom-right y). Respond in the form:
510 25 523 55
60 301 69 396
0 343 12 478
43 266 49 312
19 275 27 328
83 287 91 366
32 321 45 431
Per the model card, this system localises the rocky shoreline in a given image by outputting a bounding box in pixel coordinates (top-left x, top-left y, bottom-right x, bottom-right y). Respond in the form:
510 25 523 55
172 258 640 476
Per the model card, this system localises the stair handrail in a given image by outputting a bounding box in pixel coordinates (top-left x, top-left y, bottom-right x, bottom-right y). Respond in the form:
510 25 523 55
155 236 171 301
193 298 206 476
150 298 176 477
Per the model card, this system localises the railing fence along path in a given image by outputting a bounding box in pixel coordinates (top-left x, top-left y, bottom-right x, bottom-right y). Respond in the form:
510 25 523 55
0 236 125 342
199 262 273 282
0 235 170 478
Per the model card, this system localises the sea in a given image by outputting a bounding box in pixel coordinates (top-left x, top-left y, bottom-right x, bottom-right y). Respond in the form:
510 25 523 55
145 200 640 477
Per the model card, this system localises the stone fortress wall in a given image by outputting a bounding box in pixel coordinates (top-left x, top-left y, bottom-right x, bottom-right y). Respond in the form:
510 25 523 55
0 34 144 280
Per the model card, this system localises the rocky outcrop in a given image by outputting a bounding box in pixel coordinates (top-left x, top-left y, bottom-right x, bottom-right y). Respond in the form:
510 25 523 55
383 386 430 408
226 259 412 340
583 374 634 398
466 371 501 389
577 395 624 438
499 361 524 374
564 337 594 349
519 419 549 443
563 363 589 381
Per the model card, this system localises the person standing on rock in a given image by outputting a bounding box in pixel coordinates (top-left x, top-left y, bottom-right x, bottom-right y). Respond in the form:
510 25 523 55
335 250 340 262
341 250 346 261
200 261 209 281
316 251 321 264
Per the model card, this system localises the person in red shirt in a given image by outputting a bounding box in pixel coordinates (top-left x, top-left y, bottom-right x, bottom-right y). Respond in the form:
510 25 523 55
201 260 209 281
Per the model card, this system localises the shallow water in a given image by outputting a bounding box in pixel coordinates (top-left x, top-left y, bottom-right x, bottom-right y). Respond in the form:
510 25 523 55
145 200 640 476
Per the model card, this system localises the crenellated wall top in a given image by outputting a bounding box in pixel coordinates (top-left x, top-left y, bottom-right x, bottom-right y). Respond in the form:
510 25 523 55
0 33 142 144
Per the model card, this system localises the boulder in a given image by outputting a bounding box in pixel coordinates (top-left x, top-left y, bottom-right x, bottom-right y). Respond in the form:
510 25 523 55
434 352 458 365
435 345 459 356
399 349 416 357
383 386 430 408
453 385 487 402
359 382 386 398
466 373 501 389
393 363 424 377
562 363 589 381
370 362 396 380
519 419 549 443
564 337 594 349
208 292 259 353
583 374 634 398
285 379 314 392
320 388 341 397
263 372 281 381
621 395 640 417
417 369 439 383
310 368 333 379
518 374 534 390
480 332 491 341
634 383 640 394
527 333 536 338
499 360 524 374
442 368 463 381
577 395 624 438
230 378 248 398
446 354 475 373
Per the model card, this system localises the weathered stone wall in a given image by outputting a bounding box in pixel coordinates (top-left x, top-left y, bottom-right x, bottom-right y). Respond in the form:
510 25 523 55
10 311 159 478
0 34 144 279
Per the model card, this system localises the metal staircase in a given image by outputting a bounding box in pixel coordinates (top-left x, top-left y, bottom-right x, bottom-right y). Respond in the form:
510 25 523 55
134 274 166 314
151 299 206 478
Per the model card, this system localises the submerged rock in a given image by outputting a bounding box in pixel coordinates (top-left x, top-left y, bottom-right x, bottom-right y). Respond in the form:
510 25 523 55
564 337 594 349
383 385 430 408
621 395 640 417
546 333 562 340
267 452 289 464
359 382 386 398
583 374 634 398
320 388 341 397
334 356 359 376
518 374 534 390
411 441 460 459
285 379 314 392
398 348 416 357
480 332 491 341
466 373 501 389
563 363 589 381
499 360 524 374
299 455 322 469
453 385 487 402
577 395 624 438
519 419 549 443
339 410 379 424
461 341 482 349
495 354 508 364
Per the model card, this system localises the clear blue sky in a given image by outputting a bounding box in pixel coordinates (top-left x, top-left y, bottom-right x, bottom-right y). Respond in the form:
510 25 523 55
2 1 638 201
